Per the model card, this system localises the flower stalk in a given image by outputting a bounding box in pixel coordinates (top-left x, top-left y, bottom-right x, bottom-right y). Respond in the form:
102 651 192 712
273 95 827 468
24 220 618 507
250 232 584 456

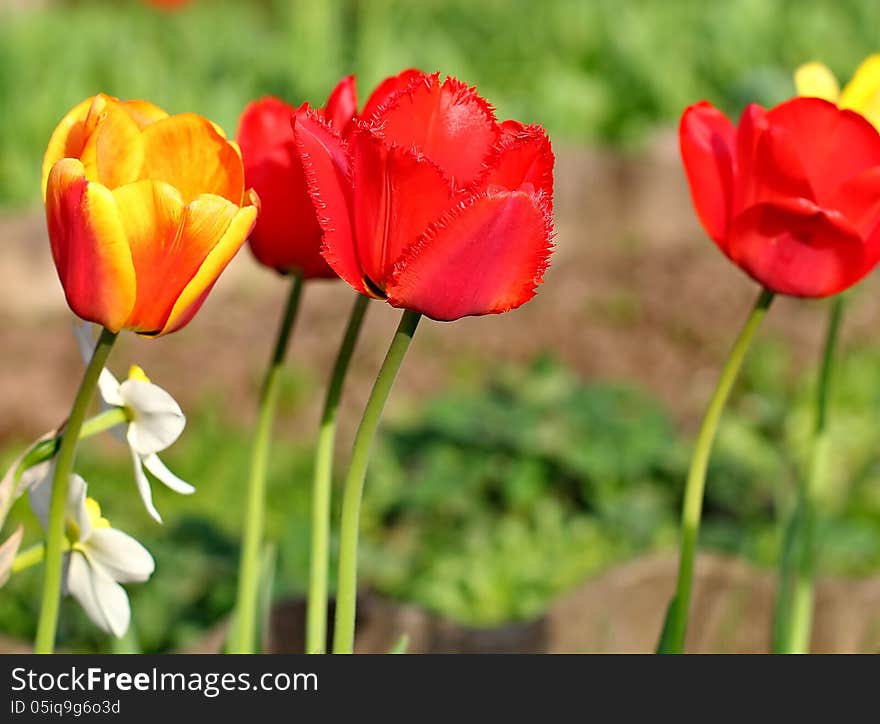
658 288 774 653
8 407 131 500
306 293 369 654
332 309 420 654
34 326 117 654
229 273 304 653
773 295 844 653
12 543 46 574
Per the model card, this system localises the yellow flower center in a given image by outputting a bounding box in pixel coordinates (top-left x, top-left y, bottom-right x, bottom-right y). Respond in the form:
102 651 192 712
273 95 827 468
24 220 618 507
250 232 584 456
127 365 151 384
64 497 110 545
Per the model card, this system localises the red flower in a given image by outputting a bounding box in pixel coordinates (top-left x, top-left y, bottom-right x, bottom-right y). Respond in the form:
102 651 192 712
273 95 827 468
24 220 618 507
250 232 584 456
680 97 880 297
236 77 355 277
293 71 555 321
237 71 424 278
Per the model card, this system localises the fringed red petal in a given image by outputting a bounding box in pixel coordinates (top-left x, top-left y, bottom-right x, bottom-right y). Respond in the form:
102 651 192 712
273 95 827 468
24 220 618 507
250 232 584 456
387 189 554 320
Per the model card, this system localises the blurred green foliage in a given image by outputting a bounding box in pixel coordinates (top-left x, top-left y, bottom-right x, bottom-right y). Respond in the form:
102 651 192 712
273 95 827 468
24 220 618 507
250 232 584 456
3 338 880 650
5 0 880 206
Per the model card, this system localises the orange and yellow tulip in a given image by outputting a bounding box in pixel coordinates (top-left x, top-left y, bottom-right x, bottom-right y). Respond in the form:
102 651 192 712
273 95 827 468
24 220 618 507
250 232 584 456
42 94 258 336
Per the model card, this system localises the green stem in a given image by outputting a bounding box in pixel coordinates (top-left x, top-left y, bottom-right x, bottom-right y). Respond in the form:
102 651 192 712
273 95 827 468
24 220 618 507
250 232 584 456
12 542 46 573
229 273 304 654
9 407 129 499
306 293 369 654
80 407 130 439
658 288 774 654
773 295 843 653
34 326 117 654
332 309 420 654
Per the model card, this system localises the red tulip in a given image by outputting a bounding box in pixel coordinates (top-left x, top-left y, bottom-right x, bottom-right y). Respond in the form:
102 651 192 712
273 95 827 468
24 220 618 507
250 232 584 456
680 97 880 297
293 71 555 321
236 77 353 277
237 71 423 278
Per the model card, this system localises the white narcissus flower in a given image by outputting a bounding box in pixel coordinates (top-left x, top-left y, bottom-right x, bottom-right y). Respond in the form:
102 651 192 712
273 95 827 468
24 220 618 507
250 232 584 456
29 471 155 637
74 323 194 522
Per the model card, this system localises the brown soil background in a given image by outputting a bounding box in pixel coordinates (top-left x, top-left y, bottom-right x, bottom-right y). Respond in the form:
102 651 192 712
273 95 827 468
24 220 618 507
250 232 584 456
3 133 880 652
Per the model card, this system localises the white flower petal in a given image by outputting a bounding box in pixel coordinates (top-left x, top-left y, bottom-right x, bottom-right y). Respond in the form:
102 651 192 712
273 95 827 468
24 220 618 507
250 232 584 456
67 474 92 541
28 468 90 539
27 467 52 531
0 427 59 527
18 460 52 493
86 528 155 583
72 322 122 406
98 370 125 408
120 380 185 456
26 466 89 536
131 450 162 524
67 552 131 637
72 321 97 364
0 525 24 588
142 454 195 495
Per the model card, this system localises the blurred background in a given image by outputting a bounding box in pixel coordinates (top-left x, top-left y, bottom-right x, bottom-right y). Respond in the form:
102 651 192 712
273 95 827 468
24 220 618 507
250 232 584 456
2 0 880 653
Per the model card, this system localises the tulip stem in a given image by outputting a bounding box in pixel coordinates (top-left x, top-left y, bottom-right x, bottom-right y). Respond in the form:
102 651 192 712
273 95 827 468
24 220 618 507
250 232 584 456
657 288 774 654
772 295 843 653
332 309 420 654
306 293 369 654
230 273 304 654
34 326 117 654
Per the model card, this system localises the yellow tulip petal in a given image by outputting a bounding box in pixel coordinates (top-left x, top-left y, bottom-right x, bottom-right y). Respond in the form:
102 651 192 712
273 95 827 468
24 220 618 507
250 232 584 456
794 62 840 101
42 97 95 199
45 159 136 331
120 100 169 129
159 196 257 336
42 95 164 197
139 113 245 204
79 100 146 191
112 180 189 333
840 53 880 129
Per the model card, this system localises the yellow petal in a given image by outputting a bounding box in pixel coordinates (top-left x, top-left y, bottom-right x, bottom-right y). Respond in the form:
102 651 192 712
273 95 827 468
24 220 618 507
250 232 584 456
43 95 163 198
794 62 840 101
120 100 169 129
840 53 880 129
158 196 257 335
139 113 245 204
42 97 94 200
112 180 187 333
79 99 145 191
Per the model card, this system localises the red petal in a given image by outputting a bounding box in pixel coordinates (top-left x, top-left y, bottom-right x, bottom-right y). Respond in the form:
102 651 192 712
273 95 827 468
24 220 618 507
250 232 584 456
371 74 499 187
387 190 554 320
324 74 358 135
828 166 880 249
360 68 426 121
45 159 136 331
679 102 736 245
734 103 814 213
766 97 880 204
480 123 554 204
499 119 526 136
237 98 333 277
349 126 456 291
293 110 364 293
727 201 869 297
237 97 296 169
